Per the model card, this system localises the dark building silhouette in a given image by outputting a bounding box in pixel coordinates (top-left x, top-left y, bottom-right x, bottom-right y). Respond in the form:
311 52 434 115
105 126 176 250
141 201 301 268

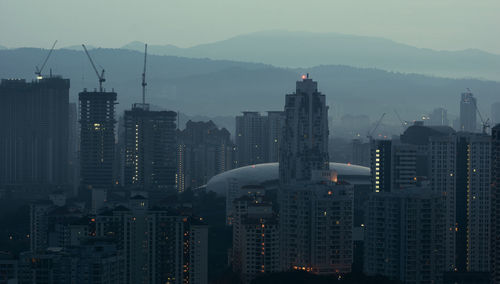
79 90 117 190
176 120 234 192
0 77 69 188
459 90 477 132
235 112 267 167
123 104 177 190
492 124 500 284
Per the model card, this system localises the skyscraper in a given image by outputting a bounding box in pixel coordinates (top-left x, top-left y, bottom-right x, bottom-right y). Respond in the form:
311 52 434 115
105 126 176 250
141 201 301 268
491 124 500 284
79 89 117 190
278 76 352 274
235 112 267 167
123 104 177 190
266 111 285 162
492 102 500 126
0 77 70 187
364 187 446 283
176 120 234 192
459 90 477 132
279 75 329 184
429 107 449 126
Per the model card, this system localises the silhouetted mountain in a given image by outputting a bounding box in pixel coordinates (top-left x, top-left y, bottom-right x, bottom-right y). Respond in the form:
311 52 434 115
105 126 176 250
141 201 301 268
122 31 500 80
1 47 498 132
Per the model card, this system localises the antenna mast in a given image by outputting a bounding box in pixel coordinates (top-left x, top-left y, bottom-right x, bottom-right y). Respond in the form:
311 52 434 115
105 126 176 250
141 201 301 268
82 44 105 91
35 40 58 79
142 44 148 105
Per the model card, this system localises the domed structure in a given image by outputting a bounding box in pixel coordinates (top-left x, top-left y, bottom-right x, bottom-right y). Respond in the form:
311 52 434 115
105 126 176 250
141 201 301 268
206 162 370 196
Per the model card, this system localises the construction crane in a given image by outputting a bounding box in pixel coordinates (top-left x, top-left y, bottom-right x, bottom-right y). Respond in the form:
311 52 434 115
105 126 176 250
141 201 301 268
474 97 491 134
141 44 148 105
82 44 105 91
367 113 386 140
393 109 409 129
35 40 58 80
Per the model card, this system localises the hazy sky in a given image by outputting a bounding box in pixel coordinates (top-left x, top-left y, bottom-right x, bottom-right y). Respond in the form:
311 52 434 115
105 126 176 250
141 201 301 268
1 0 499 54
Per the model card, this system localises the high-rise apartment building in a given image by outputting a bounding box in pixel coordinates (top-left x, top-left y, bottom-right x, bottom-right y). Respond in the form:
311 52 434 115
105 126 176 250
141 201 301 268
491 124 500 284
459 90 477 132
176 120 234 192
266 111 285 163
123 104 177 190
0 77 70 187
279 76 329 184
278 76 352 274
232 192 279 284
364 187 446 283
95 197 208 284
79 90 117 190
235 112 267 167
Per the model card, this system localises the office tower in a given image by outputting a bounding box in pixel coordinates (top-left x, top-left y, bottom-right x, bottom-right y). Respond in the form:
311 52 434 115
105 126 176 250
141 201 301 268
95 197 208 284
455 132 491 272
491 124 500 284
279 76 352 274
266 111 285 162
0 77 69 187
429 107 449 126
79 90 117 190
68 103 79 193
235 112 267 167
232 191 279 283
123 104 177 190
279 76 329 184
176 120 234 192
492 102 500 126
364 187 446 283
459 90 477 132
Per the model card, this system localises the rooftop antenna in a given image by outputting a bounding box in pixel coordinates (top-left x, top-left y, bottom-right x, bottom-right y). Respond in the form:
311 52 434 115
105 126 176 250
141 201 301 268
82 44 105 91
142 44 148 105
35 40 57 80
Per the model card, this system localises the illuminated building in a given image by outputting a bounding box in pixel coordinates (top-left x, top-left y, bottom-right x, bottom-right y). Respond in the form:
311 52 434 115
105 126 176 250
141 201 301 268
176 120 234 192
95 196 208 284
491 124 500 284
455 132 491 272
79 89 117 190
278 76 353 274
370 139 416 193
364 187 446 283
123 103 177 190
459 90 477 132
0 77 70 188
231 190 279 283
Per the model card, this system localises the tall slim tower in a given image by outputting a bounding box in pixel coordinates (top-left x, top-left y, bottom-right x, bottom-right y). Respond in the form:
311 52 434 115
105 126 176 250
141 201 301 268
491 124 500 284
79 90 117 190
279 75 329 184
278 76 352 274
460 90 477 132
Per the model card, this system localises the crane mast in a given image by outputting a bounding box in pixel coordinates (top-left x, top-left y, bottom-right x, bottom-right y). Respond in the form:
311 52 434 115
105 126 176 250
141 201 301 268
82 44 105 91
142 44 148 105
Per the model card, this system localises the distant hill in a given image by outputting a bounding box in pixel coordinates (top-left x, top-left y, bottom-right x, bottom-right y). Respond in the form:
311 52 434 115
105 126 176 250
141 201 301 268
0 45 7 50
0 47 498 131
122 31 500 80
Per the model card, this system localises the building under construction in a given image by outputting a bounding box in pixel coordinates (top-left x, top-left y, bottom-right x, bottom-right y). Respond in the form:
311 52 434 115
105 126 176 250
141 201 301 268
79 89 117 190
0 77 70 188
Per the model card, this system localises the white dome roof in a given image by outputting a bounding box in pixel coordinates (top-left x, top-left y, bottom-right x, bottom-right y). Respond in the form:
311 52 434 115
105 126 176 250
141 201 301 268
206 162 370 195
